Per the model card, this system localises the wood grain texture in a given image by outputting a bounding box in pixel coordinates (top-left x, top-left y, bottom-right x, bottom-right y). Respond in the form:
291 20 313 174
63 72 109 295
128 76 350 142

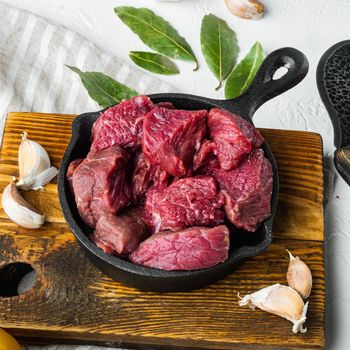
0 112 325 350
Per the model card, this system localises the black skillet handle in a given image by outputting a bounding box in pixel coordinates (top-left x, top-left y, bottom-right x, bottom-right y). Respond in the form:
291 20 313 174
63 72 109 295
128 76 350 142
223 47 309 119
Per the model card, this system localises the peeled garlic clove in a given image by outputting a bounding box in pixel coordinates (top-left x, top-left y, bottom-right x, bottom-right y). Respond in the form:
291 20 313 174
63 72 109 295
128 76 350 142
17 132 58 190
286 250 313 299
239 284 308 334
2 180 45 229
225 0 264 20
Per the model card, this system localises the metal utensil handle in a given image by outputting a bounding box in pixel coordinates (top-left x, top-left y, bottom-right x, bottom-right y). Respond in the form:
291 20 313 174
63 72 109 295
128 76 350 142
317 40 350 148
224 47 309 118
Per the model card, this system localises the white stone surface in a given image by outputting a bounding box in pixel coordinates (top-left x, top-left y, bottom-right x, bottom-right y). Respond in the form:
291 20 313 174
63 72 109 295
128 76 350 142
2 0 350 348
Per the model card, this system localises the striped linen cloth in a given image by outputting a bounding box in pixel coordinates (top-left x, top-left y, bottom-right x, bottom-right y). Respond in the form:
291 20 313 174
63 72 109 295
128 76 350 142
0 1 175 350
0 1 176 146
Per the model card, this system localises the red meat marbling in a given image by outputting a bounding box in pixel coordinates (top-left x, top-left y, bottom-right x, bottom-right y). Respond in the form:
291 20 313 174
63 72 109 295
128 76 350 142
91 95 154 151
129 225 230 271
208 108 264 170
72 145 131 227
142 107 207 177
143 176 225 233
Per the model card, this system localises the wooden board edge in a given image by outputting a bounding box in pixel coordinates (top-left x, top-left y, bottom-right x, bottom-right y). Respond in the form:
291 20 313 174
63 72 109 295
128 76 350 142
6 328 325 350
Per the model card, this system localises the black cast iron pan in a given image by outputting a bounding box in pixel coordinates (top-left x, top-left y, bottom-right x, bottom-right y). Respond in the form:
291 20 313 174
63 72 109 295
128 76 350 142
58 47 309 292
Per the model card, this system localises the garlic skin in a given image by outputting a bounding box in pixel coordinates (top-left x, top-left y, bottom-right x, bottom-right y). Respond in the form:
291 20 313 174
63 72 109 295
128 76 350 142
286 250 313 299
17 132 58 191
2 181 45 229
239 284 308 334
225 0 265 20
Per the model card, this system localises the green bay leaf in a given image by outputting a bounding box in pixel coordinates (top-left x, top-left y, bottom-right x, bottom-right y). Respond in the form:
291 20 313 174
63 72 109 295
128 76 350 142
129 51 179 75
201 14 239 90
225 41 265 99
115 6 197 69
66 65 138 108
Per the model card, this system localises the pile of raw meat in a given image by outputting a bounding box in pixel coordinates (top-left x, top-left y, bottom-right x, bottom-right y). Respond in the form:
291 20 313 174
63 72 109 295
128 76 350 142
67 95 273 271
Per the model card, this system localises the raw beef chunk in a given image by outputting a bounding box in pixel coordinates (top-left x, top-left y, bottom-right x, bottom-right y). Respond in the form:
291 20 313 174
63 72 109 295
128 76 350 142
132 152 170 204
142 107 207 177
144 176 225 233
91 95 154 151
129 225 230 271
208 108 264 170
72 145 132 227
90 208 148 256
193 139 216 171
207 149 273 232
66 158 83 194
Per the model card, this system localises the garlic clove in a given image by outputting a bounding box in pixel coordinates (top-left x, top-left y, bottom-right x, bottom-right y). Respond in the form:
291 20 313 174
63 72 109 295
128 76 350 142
238 284 308 334
225 0 265 20
17 132 58 191
286 249 313 299
27 167 59 191
2 180 45 229
18 132 50 177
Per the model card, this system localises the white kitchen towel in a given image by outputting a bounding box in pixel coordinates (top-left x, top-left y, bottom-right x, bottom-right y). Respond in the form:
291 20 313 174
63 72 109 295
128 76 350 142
0 0 176 145
0 1 175 350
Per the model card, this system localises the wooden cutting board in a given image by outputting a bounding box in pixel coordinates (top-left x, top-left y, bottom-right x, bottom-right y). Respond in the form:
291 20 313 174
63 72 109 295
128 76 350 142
0 112 324 350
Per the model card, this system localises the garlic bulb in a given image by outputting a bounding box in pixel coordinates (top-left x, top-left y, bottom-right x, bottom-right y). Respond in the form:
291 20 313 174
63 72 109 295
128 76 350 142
286 250 313 299
17 132 58 190
2 180 45 229
239 284 308 334
225 0 265 20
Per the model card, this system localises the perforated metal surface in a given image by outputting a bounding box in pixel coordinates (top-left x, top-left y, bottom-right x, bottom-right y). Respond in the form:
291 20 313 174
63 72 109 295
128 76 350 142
318 41 350 148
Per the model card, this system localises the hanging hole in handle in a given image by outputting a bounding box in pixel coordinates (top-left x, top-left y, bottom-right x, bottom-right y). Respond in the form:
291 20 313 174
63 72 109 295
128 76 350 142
0 262 36 297
272 65 289 80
